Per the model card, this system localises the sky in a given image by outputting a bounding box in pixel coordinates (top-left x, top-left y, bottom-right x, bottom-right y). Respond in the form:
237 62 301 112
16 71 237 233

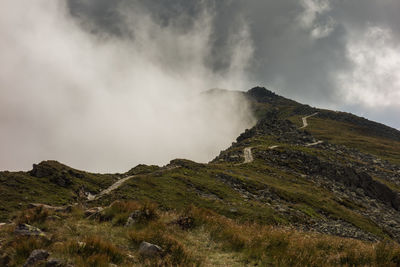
1 0 399 172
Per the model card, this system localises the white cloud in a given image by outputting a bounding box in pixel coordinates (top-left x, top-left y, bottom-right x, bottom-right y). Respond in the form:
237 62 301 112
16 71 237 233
338 26 400 108
0 0 255 172
298 0 336 39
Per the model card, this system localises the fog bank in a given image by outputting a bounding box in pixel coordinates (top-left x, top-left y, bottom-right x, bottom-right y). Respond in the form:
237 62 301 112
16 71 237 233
0 1 255 172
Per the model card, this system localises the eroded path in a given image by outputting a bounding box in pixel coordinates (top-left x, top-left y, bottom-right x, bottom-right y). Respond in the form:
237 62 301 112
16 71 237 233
88 175 136 201
300 112 324 147
243 147 253 163
305 140 324 147
87 165 181 201
241 112 324 164
299 112 318 129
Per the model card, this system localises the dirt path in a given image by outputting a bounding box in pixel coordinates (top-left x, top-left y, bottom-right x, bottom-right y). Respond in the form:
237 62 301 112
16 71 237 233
305 140 324 147
243 147 253 163
87 175 136 201
299 112 319 129
299 112 324 147
87 165 181 201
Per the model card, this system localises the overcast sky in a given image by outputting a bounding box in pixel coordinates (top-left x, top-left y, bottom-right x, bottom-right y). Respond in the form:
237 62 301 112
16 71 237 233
66 0 400 127
1 0 399 172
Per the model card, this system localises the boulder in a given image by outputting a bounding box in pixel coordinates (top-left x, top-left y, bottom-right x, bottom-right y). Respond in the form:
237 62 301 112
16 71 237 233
14 224 45 237
45 258 64 267
23 249 49 267
138 241 162 257
125 210 142 226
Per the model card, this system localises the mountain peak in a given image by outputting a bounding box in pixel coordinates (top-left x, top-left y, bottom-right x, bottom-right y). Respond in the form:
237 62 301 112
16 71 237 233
247 86 277 101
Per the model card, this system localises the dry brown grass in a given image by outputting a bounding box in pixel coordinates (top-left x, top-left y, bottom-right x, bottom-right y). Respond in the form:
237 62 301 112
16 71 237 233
128 220 198 266
66 235 124 266
98 200 158 226
15 206 49 225
2 202 400 266
0 235 52 266
187 206 400 266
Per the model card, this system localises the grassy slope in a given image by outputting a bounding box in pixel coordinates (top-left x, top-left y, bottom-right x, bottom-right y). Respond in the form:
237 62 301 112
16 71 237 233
0 161 117 221
1 201 400 266
91 147 386 240
303 116 400 165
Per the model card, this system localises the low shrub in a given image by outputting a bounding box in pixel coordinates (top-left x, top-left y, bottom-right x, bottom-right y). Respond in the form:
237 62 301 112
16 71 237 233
15 206 49 225
98 201 158 226
67 236 124 265
185 205 400 266
1 236 51 266
128 221 196 266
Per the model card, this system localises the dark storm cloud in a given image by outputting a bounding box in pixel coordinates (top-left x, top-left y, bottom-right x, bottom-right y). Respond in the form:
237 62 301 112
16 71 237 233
67 0 400 129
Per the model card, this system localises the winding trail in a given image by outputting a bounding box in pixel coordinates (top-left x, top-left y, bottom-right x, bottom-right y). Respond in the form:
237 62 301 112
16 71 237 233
299 112 319 129
240 112 324 164
305 140 324 147
88 175 136 201
300 112 324 147
87 165 180 201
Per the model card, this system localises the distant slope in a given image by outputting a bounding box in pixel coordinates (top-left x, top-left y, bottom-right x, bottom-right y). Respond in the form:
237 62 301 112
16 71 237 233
0 160 117 220
1 86 400 246
244 87 400 164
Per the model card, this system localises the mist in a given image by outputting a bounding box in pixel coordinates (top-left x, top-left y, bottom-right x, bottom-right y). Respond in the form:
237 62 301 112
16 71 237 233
0 1 256 172
2 0 400 172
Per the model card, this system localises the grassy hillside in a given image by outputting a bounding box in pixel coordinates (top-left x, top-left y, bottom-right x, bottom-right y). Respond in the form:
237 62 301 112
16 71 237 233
2 201 400 266
0 161 118 221
293 115 400 165
1 87 400 266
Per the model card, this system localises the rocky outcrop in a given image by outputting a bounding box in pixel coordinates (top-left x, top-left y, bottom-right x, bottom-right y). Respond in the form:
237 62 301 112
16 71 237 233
23 249 49 267
14 223 45 237
246 86 297 106
256 148 400 210
29 160 89 187
236 112 315 146
30 162 72 187
45 258 65 267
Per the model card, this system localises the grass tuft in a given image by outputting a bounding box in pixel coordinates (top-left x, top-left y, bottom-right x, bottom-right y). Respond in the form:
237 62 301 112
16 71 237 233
67 235 124 265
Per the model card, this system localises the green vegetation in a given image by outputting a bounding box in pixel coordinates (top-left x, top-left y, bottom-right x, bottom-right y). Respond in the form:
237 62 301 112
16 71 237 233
1 202 400 266
302 117 400 164
0 161 117 221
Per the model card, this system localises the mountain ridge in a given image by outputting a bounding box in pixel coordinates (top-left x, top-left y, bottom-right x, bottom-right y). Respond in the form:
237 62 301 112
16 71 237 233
1 87 400 266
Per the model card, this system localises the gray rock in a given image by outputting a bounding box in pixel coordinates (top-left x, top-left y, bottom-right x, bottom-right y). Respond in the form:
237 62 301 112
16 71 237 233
84 207 104 218
23 249 49 267
125 210 144 226
14 224 45 237
28 203 71 213
125 216 136 227
138 241 162 257
45 258 64 267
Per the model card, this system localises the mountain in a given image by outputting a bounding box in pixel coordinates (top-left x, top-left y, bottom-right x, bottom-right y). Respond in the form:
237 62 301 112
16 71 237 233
1 87 400 266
